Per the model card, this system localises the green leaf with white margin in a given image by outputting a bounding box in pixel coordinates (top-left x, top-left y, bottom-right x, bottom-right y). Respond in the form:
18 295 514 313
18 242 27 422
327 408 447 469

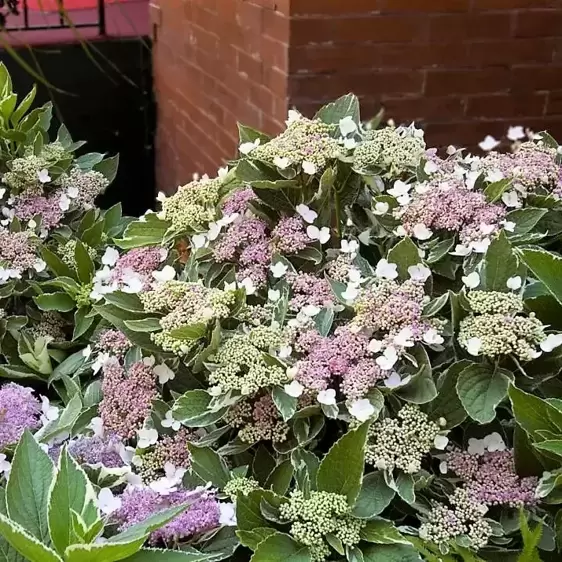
250 531 312 562
237 528 276 551
6 431 54 543
352 472 395 519
313 307 334 337
124 549 217 561
169 322 207 340
315 93 360 126
456 364 512 424
0 489 25 562
394 472 415 504
316 422 370 504
64 540 145 562
115 216 170 249
37 393 83 444
482 230 517 292
387 237 421 280
93 154 119 183
187 443 230 488
271 386 298 421
360 519 410 544
123 318 162 333
506 207 548 234
172 390 227 427
0 513 63 562
34 292 76 313
484 178 511 203
520 247 562 306
533 440 562 458
47 447 100 555
265 460 294 495
362 544 422 562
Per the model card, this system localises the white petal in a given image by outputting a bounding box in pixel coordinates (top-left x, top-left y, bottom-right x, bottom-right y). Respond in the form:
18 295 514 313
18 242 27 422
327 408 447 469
302 305 321 317
506 276 522 290
192 234 208 249
296 204 318 224
375 259 398 280
424 161 439 175
433 435 449 450
339 115 358 136
540 333 562 352
302 161 317 175
317 389 336 405
152 265 176 282
465 337 482 356
270 262 288 278
273 156 290 169
507 126 525 141
373 201 389 215
348 399 375 422
102 247 120 267
154 363 175 384
284 380 304 398
478 135 500 152
408 264 431 282
268 289 280 302
413 223 432 240
462 272 480 289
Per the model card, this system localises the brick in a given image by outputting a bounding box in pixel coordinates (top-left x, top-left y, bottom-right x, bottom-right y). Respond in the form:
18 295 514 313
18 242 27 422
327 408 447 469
264 66 289 97
473 0 561 9
429 13 513 43
547 91 562 115
515 10 562 38
291 15 429 45
466 93 547 118
237 50 263 80
467 39 554 66
380 96 466 122
290 0 382 15
263 7 289 41
425 68 512 97
261 35 288 70
237 1 263 31
379 0 470 12
511 66 562 92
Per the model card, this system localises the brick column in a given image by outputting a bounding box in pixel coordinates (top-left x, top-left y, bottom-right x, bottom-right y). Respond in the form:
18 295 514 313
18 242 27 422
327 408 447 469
152 0 562 191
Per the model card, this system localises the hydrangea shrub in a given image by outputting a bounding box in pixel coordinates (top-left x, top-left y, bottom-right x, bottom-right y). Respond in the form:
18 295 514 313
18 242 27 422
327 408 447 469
2 74 562 562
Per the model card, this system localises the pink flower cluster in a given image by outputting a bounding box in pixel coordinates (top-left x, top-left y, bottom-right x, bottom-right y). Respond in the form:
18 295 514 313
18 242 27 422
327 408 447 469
13 194 64 231
400 182 506 245
111 247 164 291
271 216 309 254
96 329 131 357
114 487 220 544
0 382 41 449
0 229 37 271
293 327 384 400
99 358 157 439
287 272 333 312
221 187 256 215
447 448 537 508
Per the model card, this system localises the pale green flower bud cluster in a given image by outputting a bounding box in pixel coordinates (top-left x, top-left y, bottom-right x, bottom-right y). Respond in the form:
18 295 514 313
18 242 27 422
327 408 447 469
59 240 97 268
419 488 491 550
75 283 94 308
141 281 236 355
366 404 440 474
223 476 259 501
225 394 289 443
235 303 272 326
466 291 523 315
354 126 425 175
279 490 365 562
161 176 222 233
3 155 47 194
459 293 545 360
251 117 340 172
32 141 68 163
209 327 287 395
59 168 109 209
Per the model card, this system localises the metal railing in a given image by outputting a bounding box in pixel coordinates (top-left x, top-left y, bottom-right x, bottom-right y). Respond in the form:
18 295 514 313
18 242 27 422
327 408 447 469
4 0 106 34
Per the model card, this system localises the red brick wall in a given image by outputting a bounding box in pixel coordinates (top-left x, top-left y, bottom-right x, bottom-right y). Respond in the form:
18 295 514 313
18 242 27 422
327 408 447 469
152 0 290 191
152 0 562 191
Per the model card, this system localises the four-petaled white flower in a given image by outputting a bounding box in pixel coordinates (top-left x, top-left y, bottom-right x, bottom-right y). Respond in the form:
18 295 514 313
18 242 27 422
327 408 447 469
59 194 71 211
483 432 506 452
506 276 522 291
343 137 357 150
341 284 359 302
470 239 490 254
502 191 521 208
450 244 471 257
154 362 175 384
394 327 415 348
467 437 486 456
284 380 304 398
152 265 176 283
296 204 318 224
37 168 51 184
302 161 317 175
121 271 144 294
273 156 290 169
348 399 375 422
219 502 237 526
502 220 516 232
368 339 383 353
375 259 398 280
40 396 59 426
413 223 433 240
192 234 208 249
97 488 122 515
339 116 358 136
102 247 119 267
33 259 47 273
383 371 411 389
388 180 411 205
485 169 504 183
302 305 321 317
137 427 158 449
507 125 525 141
376 346 398 371
462 271 480 289
424 160 438 175
270 261 288 278
423 328 444 345
408 264 431 282
89 416 104 438
307 225 330 244
239 138 261 155
161 410 181 431
67 186 79 199
465 337 482 356
433 435 449 450
156 191 167 202
240 277 256 295
373 201 389 215
540 333 562 352
340 239 359 255
278 345 293 359
317 389 336 406
268 289 280 302
286 109 301 125
478 135 500 152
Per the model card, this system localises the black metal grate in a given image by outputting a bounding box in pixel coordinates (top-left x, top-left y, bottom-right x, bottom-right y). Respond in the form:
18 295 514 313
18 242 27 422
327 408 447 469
4 0 106 34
